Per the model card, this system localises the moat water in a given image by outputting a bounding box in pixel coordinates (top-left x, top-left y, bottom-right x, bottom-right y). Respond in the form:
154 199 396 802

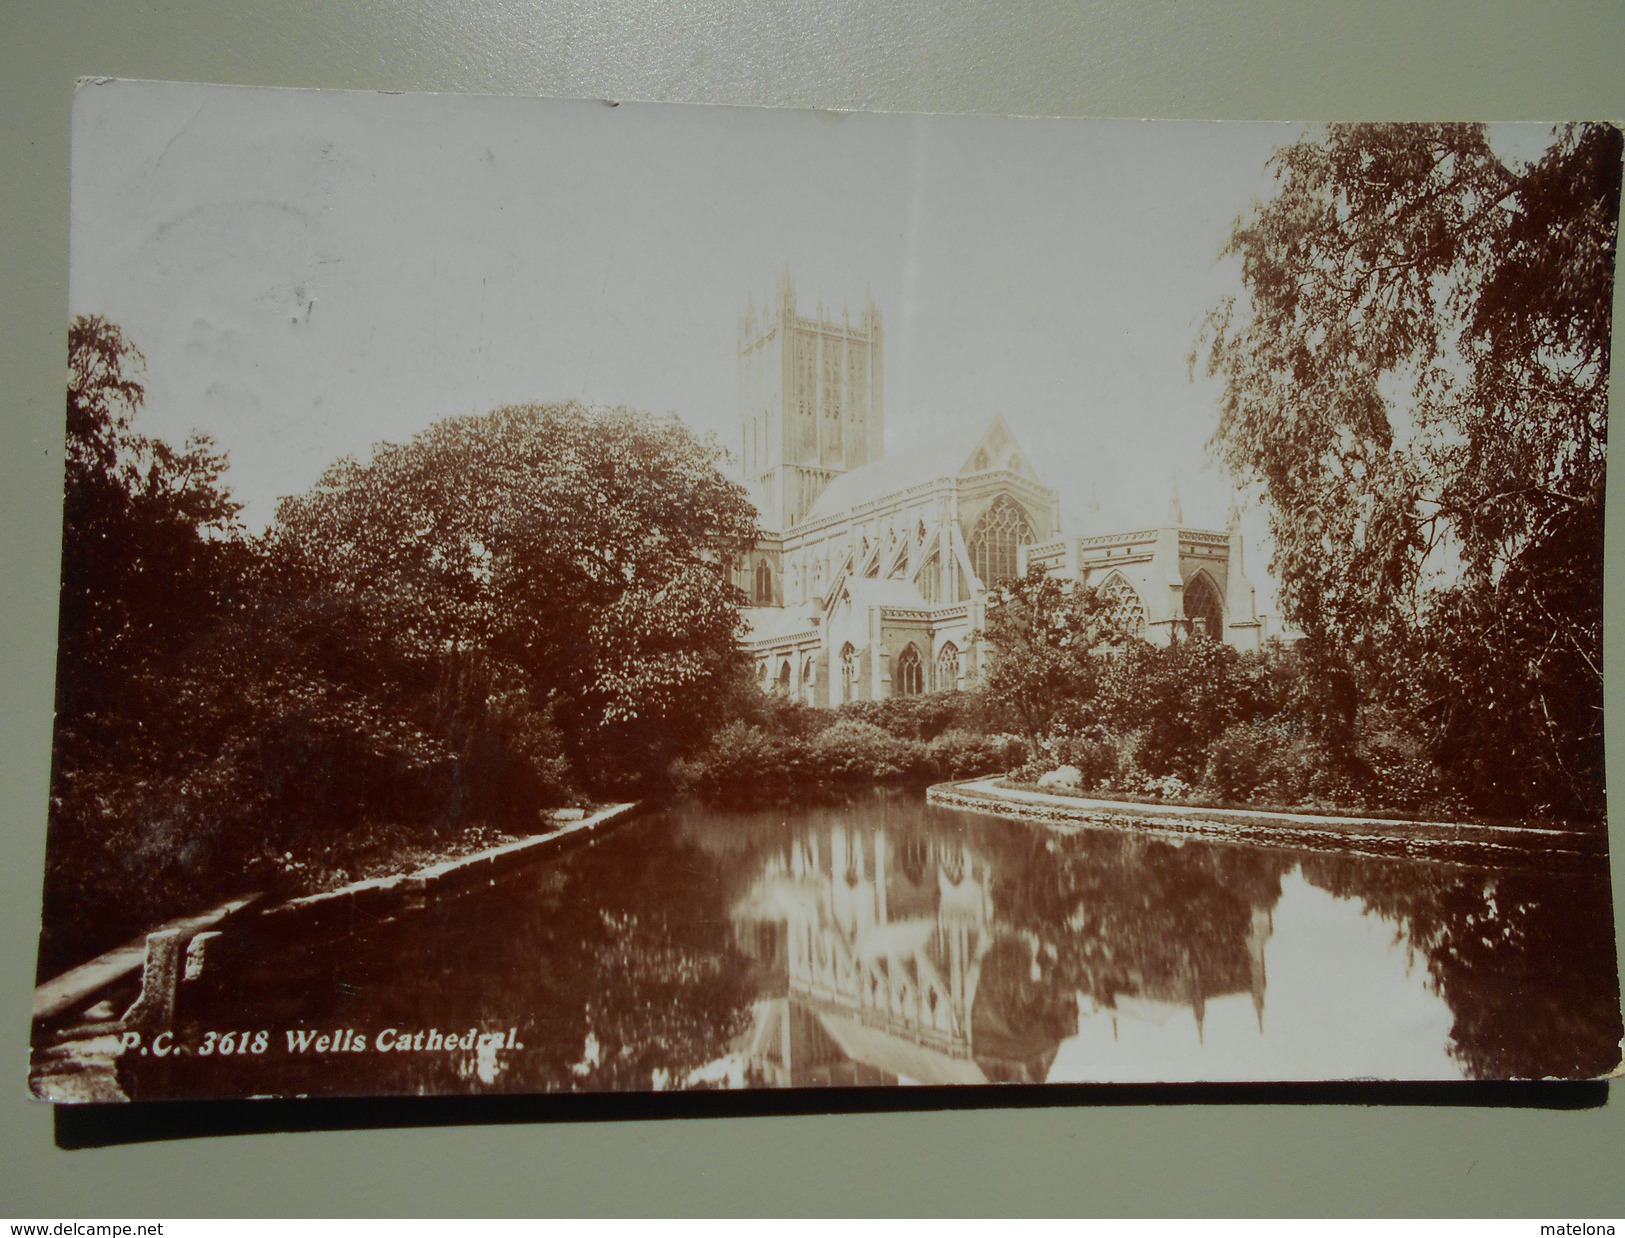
119 791 1621 1097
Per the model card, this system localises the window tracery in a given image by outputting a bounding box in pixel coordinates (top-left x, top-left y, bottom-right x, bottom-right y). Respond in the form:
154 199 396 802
1183 572 1224 641
895 643 924 696
1099 574 1147 640
968 495 1032 588
840 643 858 703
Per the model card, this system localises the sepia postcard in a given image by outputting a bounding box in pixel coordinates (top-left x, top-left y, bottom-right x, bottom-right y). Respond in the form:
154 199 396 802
30 80 1622 1102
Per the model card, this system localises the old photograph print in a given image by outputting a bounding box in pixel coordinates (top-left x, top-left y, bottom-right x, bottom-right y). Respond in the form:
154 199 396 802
31 80 1623 1101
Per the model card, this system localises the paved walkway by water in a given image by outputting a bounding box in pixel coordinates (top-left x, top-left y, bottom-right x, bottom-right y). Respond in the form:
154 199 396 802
32 896 260 1022
932 779 1602 865
958 779 1583 837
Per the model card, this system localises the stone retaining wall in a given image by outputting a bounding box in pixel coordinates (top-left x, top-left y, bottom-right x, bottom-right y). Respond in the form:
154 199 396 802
927 781 1593 869
31 801 647 1102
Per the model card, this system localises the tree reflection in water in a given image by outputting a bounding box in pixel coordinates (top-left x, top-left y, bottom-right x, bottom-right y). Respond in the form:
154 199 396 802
1297 854 1621 1079
128 791 1618 1098
687 792 1617 1085
125 819 759 1099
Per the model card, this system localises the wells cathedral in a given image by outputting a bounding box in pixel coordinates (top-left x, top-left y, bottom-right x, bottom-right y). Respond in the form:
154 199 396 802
731 275 1266 704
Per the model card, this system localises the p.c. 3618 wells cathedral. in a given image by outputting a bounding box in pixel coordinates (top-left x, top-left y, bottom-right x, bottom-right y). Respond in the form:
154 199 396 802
731 274 1266 704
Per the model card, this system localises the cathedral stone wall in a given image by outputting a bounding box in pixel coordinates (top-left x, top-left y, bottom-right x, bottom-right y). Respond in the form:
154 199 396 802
736 278 1265 702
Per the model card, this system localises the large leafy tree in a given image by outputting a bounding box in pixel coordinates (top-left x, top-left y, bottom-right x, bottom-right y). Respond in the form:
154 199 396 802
46 317 249 973
977 565 1123 756
268 403 760 789
58 315 245 718
1198 123 1619 821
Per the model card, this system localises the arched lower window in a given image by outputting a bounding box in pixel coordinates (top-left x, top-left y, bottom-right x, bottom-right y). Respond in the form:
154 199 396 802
755 559 773 606
839 643 858 703
968 495 1032 589
936 642 961 691
1184 572 1224 641
1099 574 1147 640
801 656 816 703
776 660 792 694
895 643 924 696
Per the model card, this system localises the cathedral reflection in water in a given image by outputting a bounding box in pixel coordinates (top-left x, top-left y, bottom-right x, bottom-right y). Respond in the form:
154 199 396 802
726 818 1272 1086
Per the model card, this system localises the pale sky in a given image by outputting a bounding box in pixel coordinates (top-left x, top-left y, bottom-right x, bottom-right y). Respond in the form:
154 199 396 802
65 81 1568 622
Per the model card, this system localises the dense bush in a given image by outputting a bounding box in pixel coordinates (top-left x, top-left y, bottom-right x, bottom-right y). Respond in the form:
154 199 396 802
832 691 978 741
926 729 1028 779
1043 727 1120 789
1202 722 1296 802
1003 636 1473 819
671 693 1026 803
1122 640 1268 780
810 720 924 782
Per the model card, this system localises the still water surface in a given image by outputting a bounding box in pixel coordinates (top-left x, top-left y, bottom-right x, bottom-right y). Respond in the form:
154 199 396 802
130 791 1621 1097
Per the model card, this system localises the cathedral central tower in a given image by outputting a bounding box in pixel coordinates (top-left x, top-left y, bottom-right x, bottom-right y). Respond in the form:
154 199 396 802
738 272 884 529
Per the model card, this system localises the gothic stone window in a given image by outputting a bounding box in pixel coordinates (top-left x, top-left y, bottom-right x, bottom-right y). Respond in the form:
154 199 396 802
755 559 773 606
936 641 960 691
840 643 858 703
895 643 924 696
1184 571 1224 641
1099 573 1147 640
968 495 1032 589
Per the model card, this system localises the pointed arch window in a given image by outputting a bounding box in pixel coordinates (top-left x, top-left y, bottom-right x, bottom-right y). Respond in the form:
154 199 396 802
968 495 1032 589
839 643 858 703
936 642 961 691
755 559 773 605
895 643 924 696
1099 574 1147 641
1184 572 1224 641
